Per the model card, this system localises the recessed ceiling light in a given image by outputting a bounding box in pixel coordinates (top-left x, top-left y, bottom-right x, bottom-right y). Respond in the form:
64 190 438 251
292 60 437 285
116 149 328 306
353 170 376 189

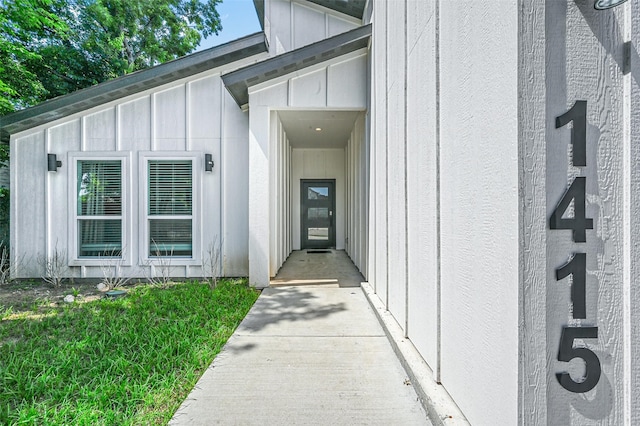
315 127 322 132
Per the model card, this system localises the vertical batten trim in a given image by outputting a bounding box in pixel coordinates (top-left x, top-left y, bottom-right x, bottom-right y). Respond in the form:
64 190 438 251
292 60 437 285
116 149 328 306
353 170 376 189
403 0 410 339
325 12 329 39
219 78 226 275
434 0 442 384
185 83 191 151
622 3 632 424
290 1 294 51
115 104 121 151
80 115 86 152
384 0 390 310
150 93 156 151
45 129 51 258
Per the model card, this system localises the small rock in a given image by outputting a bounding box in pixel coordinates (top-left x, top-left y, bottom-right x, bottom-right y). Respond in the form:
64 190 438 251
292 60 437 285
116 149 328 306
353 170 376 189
63 295 75 303
97 283 108 292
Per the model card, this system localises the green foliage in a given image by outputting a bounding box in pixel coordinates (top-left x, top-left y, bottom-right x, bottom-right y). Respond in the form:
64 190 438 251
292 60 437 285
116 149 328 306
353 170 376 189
0 188 8 245
0 0 223 114
0 0 70 114
0 279 259 424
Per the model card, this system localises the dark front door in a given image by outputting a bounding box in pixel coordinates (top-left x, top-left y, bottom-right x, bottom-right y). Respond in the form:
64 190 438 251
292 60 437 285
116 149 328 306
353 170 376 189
301 180 335 249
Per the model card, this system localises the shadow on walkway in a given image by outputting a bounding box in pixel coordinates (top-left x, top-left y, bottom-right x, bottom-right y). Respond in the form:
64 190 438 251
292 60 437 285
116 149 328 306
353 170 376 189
170 285 431 425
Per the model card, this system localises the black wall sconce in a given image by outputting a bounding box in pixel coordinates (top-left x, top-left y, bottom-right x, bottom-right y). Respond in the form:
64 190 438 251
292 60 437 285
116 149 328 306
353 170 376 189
594 0 628 9
205 153 214 172
47 154 62 172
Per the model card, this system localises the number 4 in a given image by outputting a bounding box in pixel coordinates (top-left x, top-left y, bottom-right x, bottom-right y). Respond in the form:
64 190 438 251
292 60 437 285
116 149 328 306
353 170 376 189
549 177 593 242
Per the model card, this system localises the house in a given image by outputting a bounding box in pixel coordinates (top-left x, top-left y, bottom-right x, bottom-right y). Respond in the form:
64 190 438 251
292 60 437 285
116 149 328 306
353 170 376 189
2 0 640 424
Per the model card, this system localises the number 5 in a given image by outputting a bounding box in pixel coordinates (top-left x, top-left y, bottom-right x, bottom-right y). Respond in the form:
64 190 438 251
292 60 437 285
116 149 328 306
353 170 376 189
556 326 601 393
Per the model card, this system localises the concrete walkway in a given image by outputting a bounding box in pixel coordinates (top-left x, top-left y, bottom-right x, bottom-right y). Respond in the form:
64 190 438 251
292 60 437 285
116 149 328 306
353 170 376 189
270 250 364 288
170 252 430 425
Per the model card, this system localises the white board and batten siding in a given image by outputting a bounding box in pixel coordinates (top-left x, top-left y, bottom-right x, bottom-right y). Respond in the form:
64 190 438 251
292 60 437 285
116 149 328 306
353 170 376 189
368 0 640 424
263 0 359 56
370 1 519 425
10 63 259 279
247 51 367 286
521 1 639 424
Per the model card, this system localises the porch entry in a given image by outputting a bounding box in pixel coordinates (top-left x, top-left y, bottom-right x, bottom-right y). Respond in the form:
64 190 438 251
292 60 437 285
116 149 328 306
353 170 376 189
301 179 336 249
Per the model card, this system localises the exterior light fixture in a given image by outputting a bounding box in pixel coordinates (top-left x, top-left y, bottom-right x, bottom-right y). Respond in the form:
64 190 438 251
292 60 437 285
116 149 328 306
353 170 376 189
47 153 62 172
594 0 628 9
205 153 214 172
315 127 322 132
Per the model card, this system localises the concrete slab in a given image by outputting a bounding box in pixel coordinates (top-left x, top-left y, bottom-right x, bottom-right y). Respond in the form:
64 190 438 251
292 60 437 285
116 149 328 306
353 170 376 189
271 250 364 288
170 286 431 425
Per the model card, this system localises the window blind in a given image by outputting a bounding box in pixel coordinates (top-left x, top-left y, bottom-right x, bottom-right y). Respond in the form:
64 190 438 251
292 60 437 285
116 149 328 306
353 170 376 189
148 161 192 216
147 160 193 257
77 160 122 257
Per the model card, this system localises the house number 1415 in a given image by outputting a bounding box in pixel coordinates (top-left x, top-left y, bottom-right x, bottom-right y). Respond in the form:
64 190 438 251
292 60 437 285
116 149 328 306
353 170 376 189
551 100 601 393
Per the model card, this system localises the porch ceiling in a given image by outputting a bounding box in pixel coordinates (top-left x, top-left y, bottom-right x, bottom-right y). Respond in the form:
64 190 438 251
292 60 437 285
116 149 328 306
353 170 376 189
278 110 360 148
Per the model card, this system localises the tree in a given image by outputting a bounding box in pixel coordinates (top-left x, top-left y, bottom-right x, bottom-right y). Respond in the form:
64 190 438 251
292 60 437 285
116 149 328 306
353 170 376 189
0 0 70 115
0 0 223 113
78 0 222 75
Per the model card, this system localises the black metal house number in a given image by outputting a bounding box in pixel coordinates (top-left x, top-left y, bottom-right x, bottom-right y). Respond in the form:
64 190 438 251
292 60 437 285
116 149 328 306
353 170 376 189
551 100 601 393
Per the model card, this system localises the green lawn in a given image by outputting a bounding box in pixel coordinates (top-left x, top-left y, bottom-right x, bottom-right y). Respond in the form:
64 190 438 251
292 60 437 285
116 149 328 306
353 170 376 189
0 279 260 425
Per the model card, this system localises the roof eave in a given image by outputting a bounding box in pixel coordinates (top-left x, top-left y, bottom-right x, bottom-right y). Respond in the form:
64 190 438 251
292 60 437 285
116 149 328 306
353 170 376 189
221 24 371 108
0 31 269 143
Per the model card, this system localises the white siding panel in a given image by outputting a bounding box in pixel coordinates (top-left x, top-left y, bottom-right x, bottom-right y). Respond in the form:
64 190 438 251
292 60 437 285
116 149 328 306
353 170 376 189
190 138 222 277
222 137 249 276
84 108 116 151
327 55 367 108
48 121 81 275
543 3 626 424
222 89 250 276
12 132 47 277
386 0 407 331
439 2 519 424
290 68 327 107
327 15 357 37
406 0 438 374
119 96 151 151
291 148 345 251
631 3 640 422
154 85 186 150
267 0 292 55
189 75 221 139
373 1 389 304
49 120 81 152
292 2 326 49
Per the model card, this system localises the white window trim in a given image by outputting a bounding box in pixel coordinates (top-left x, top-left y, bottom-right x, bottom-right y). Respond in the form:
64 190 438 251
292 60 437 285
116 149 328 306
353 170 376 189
139 152 202 266
68 152 132 266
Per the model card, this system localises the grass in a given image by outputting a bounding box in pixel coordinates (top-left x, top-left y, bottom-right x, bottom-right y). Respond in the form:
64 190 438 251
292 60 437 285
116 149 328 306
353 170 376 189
0 279 260 425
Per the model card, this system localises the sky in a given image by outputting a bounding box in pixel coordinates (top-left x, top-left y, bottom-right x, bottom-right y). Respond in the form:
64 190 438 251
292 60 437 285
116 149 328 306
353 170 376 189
196 0 262 51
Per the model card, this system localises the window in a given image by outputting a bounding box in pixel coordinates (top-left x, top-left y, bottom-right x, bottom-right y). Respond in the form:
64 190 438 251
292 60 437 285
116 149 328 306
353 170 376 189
147 160 193 257
76 160 122 257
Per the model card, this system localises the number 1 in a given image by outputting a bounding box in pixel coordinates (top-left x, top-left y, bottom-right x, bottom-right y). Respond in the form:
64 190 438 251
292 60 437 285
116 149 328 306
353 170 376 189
556 100 587 167
556 253 587 319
